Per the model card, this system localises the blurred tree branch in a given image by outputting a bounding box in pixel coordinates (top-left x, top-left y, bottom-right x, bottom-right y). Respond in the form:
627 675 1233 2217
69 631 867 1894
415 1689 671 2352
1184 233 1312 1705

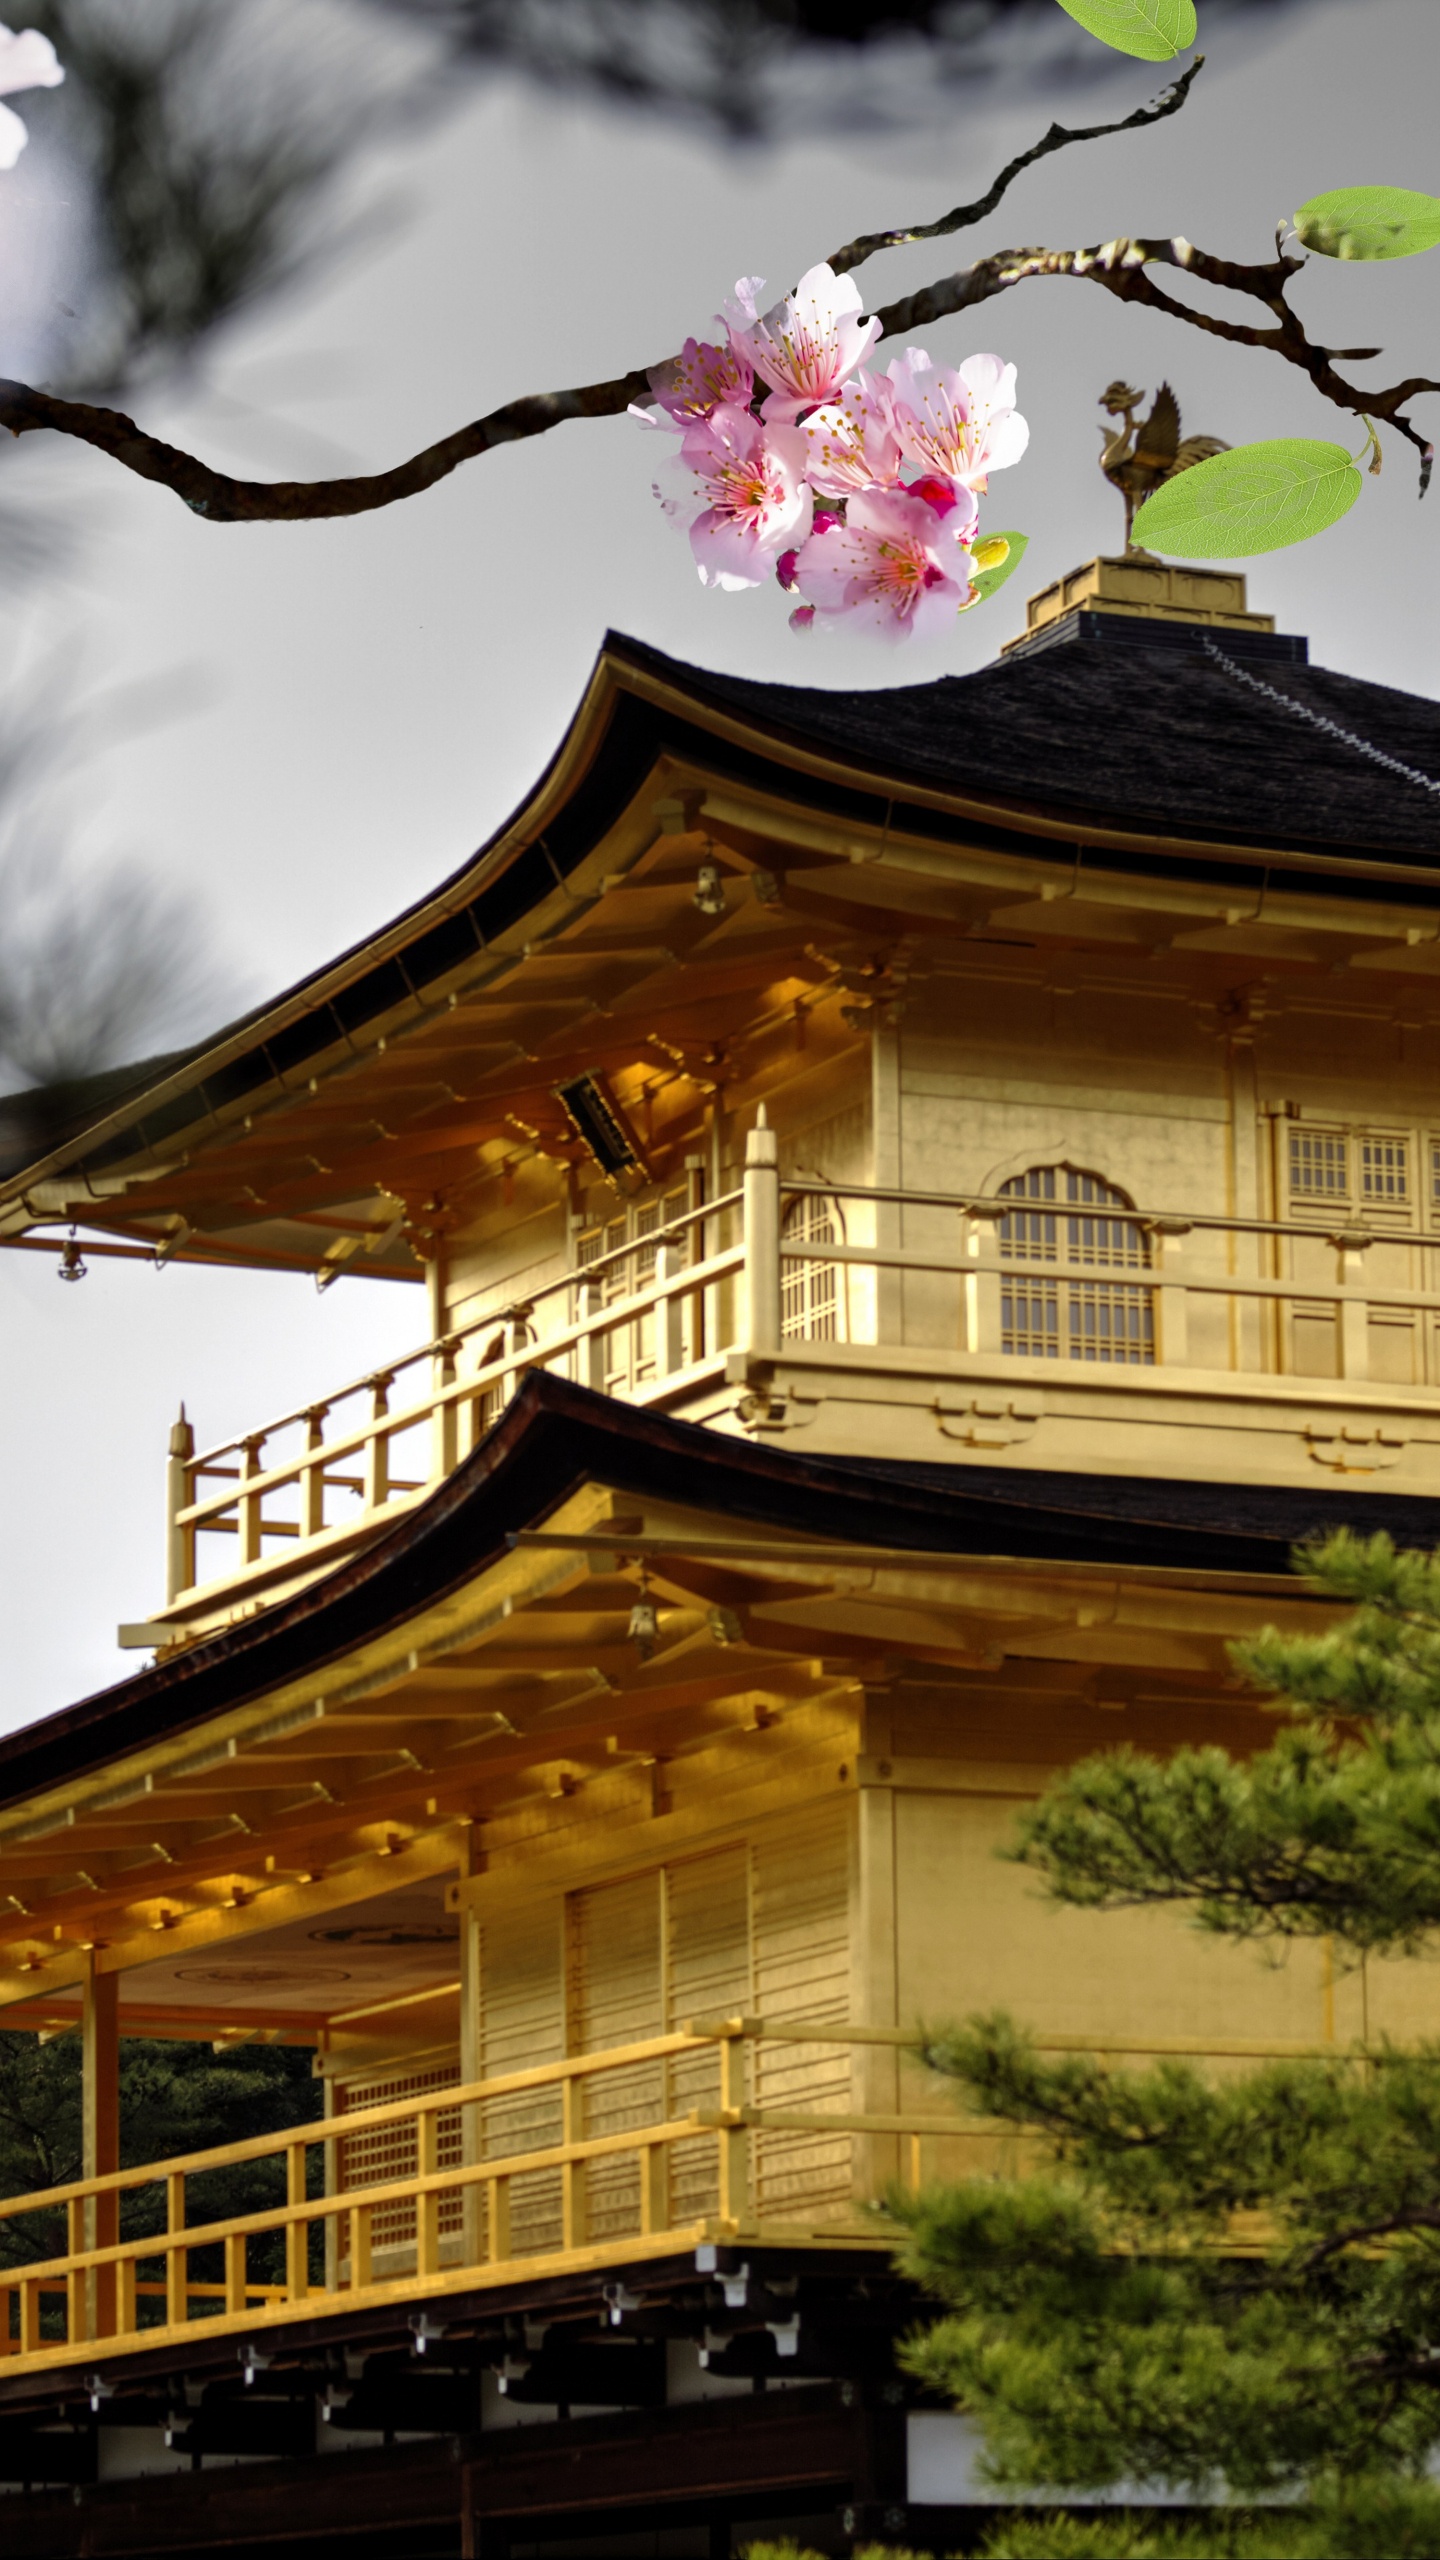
364 0 1298 142
0 57 1433 515
25 0 400 400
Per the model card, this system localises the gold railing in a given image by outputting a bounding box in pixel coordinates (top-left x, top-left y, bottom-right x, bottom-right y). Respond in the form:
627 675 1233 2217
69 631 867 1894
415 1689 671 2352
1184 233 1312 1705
161 1185 748 1609
153 1125 1440 1617
0 2020 961 2376
0 2019 1347 2378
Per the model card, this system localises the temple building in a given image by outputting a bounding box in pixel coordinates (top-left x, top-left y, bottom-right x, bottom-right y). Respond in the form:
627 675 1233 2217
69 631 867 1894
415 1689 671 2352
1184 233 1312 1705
2 554 1440 2557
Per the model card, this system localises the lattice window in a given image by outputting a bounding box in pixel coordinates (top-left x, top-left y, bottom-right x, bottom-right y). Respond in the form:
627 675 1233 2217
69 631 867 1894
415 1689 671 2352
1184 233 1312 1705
1289 1130 1349 1198
1361 1136 1409 1204
335 2061 462 2255
998 1167 1153 1366
781 1192 840 1342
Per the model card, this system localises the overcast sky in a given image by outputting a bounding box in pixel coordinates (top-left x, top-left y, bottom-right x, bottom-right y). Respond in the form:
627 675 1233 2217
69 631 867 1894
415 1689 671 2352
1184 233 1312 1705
2 0 1437 1732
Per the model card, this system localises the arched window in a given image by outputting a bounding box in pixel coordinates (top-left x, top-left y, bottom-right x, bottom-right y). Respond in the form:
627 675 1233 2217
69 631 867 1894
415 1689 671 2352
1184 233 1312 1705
781 1189 842 1342
998 1166 1153 1365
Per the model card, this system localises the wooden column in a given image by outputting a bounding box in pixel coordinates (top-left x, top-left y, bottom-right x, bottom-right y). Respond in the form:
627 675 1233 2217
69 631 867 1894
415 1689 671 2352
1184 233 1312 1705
459 1837 484 2268
82 1957 119 2338
1153 1219 1192 1367
743 1108 781 1358
871 1019 904 1346
963 1212 1004 1355
855 1687 900 2202
1336 1231 1372 1382
164 1405 195 1604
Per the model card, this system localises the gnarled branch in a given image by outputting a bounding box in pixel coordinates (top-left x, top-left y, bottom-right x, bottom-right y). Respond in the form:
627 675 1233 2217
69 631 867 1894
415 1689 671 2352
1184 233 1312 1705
0 64 1434 519
823 51 1205 275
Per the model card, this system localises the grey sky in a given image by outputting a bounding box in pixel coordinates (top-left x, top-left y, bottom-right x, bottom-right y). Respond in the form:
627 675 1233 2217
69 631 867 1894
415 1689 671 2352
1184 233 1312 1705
2 0 1437 1729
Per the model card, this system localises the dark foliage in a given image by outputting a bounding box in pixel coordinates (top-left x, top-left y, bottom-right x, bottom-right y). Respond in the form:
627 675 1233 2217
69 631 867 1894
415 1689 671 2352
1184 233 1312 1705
0 2029 322 2285
882 1533 1440 2556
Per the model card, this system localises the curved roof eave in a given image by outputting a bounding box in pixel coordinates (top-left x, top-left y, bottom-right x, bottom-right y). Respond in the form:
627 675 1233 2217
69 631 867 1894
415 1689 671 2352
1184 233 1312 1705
7 627 1440 1200
4 1371 1440 1814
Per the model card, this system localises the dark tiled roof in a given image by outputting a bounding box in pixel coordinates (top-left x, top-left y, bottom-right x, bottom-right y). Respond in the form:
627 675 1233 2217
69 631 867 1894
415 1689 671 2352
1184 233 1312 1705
643 620 1440 861
6 624 1438 1192
3 1372 1437 1806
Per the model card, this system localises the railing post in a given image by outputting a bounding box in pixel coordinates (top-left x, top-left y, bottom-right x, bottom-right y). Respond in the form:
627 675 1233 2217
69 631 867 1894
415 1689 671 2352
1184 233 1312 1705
364 1374 393 1510
962 1211 1004 1355
561 2078 587 2251
579 1279 608 1393
166 2172 187 2328
489 2174 511 2266
656 1239 686 1378
300 1406 329 1539
1153 1220 1191 1367
286 2139 309 2303
67 2197 88 2346
432 1339 459 1480
417 2107 441 2278
165 1405 195 1604
350 2199 373 2291
716 2031 749 2228
743 1108 781 1359
239 1434 266 1566
1334 1230 1373 1381
501 1304 534 1405
639 2140 669 2237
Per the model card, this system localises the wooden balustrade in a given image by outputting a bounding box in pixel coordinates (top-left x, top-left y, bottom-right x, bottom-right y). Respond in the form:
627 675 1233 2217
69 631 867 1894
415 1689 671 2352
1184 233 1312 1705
159 1150 1440 1615
164 1190 746 1605
0 2019 1349 2376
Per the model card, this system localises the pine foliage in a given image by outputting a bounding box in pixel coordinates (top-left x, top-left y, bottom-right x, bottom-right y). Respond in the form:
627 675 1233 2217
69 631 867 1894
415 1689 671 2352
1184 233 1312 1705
885 1534 1440 2556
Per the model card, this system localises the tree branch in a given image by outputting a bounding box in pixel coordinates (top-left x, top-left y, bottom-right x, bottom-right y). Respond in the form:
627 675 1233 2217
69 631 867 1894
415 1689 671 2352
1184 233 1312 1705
823 51 1206 276
874 235 1440 491
2 193 1436 518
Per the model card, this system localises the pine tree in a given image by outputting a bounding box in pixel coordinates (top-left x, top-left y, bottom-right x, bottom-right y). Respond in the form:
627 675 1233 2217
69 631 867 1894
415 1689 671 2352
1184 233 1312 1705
873 1531 1440 2559
0 2030 321 2290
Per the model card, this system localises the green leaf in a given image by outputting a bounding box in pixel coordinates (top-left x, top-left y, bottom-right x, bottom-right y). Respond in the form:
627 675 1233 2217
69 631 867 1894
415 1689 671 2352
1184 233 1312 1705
964 531 1029 610
1293 184 1440 261
1052 0 1197 60
1130 439 1362 559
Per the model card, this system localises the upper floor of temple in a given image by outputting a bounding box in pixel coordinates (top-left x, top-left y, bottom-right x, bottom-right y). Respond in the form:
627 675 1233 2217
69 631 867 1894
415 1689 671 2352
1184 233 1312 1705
4 556 1440 1641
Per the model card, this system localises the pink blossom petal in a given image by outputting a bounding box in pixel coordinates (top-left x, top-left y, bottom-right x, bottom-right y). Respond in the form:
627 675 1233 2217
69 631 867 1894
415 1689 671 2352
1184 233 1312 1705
791 487 976 642
731 262 879 413
0 27 62 98
887 345 1027 492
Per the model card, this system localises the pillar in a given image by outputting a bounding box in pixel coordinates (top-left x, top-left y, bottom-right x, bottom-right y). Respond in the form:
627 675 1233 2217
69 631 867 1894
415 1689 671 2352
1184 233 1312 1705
82 1957 119 2337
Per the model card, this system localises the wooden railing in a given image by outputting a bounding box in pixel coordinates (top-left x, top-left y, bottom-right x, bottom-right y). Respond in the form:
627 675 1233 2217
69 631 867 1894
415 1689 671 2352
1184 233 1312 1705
158 1124 1440 1611
0 2019 953 2375
0 2019 1347 2377
163 1184 748 1606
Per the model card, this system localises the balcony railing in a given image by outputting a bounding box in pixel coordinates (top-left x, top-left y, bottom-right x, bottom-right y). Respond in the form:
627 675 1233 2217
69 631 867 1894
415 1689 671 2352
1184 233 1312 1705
0 2018 945 2377
0 2018 1348 2379
155 1118 1440 1617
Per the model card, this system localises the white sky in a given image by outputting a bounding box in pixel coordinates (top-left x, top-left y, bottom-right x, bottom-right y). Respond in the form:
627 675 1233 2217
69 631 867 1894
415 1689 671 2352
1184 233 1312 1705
2 0 1438 1730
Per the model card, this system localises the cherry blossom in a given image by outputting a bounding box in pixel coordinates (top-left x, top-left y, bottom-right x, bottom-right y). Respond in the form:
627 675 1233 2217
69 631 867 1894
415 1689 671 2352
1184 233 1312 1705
0 25 62 171
886 347 1029 492
636 268 1024 642
727 263 880 424
790 484 980 643
633 331 754 432
790 369 904 500
655 403 812 590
